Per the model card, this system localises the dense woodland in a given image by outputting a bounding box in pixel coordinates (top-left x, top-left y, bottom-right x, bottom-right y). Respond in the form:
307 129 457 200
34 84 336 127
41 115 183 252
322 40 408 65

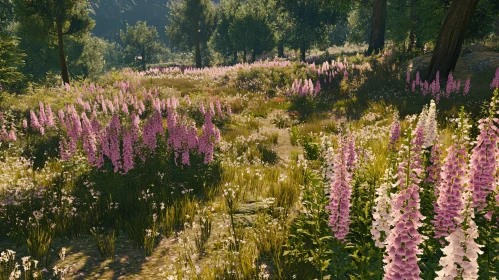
0 0 498 90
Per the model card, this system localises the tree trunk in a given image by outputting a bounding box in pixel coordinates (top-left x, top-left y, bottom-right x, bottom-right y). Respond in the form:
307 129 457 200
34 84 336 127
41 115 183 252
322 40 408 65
195 32 202 68
278 40 284 58
243 49 247 63
300 46 306 62
425 0 479 82
57 24 70 85
366 0 387 56
233 51 238 64
142 51 146 71
251 50 256 62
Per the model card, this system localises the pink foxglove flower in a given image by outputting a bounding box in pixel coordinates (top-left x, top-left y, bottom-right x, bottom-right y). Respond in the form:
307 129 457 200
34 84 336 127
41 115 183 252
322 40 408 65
436 191 483 280
464 78 471 95
59 138 70 161
22 119 28 131
108 114 122 172
81 113 97 165
432 144 468 239
383 124 425 280
388 113 401 150
38 102 47 126
8 130 16 141
200 103 206 115
346 135 356 171
371 164 398 248
490 67 499 89
423 100 438 148
46 104 55 127
426 141 443 187
433 112 471 240
326 137 353 242
30 110 41 131
216 100 223 117
470 92 499 210
122 129 134 173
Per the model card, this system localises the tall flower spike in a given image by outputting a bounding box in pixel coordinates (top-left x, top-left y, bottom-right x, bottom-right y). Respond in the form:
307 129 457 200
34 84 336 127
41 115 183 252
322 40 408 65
470 89 499 210
122 129 134 173
424 100 438 148
29 110 41 131
383 123 425 280
426 140 443 187
371 163 398 248
435 191 483 279
346 135 356 171
326 136 353 242
388 111 401 151
433 110 471 240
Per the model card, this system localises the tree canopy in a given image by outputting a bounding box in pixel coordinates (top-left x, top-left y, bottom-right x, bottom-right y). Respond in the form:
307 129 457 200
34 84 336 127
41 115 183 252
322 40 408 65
120 21 162 71
166 0 215 68
13 0 94 84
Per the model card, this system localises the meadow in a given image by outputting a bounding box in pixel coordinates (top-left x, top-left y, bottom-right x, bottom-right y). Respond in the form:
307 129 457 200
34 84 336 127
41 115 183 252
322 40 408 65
1 50 499 280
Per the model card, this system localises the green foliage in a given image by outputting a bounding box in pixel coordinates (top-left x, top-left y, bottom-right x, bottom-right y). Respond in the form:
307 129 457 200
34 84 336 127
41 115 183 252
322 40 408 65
283 0 349 61
284 172 347 280
211 0 239 62
89 0 171 41
14 0 94 84
386 0 411 46
466 0 499 43
166 0 215 67
120 21 162 71
73 35 108 79
90 228 116 260
0 32 25 91
0 0 14 31
413 0 447 47
229 4 275 62
347 4 371 45
302 135 320 160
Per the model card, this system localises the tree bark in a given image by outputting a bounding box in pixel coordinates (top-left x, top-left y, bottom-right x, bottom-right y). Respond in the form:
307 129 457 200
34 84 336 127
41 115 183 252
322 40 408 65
278 39 284 58
142 50 146 71
243 49 247 63
57 24 70 85
300 46 306 62
425 0 479 82
366 0 387 56
233 51 238 64
251 50 256 62
195 32 202 68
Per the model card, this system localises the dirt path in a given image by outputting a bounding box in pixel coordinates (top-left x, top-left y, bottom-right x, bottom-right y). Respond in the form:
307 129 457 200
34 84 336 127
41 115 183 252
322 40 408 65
258 117 302 161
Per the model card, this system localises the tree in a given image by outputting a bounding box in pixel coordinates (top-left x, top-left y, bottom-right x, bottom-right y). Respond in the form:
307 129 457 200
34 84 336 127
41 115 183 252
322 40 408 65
0 32 25 90
166 0 215 68
425 0 479 82
14 0 94 85
229 5 275 62
0 0 14 31
366 0 387 55
284 0 347 62
211 0 239 63
258 0 292 58
347 3 371 45
120 21 162 71
89 0 171 41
